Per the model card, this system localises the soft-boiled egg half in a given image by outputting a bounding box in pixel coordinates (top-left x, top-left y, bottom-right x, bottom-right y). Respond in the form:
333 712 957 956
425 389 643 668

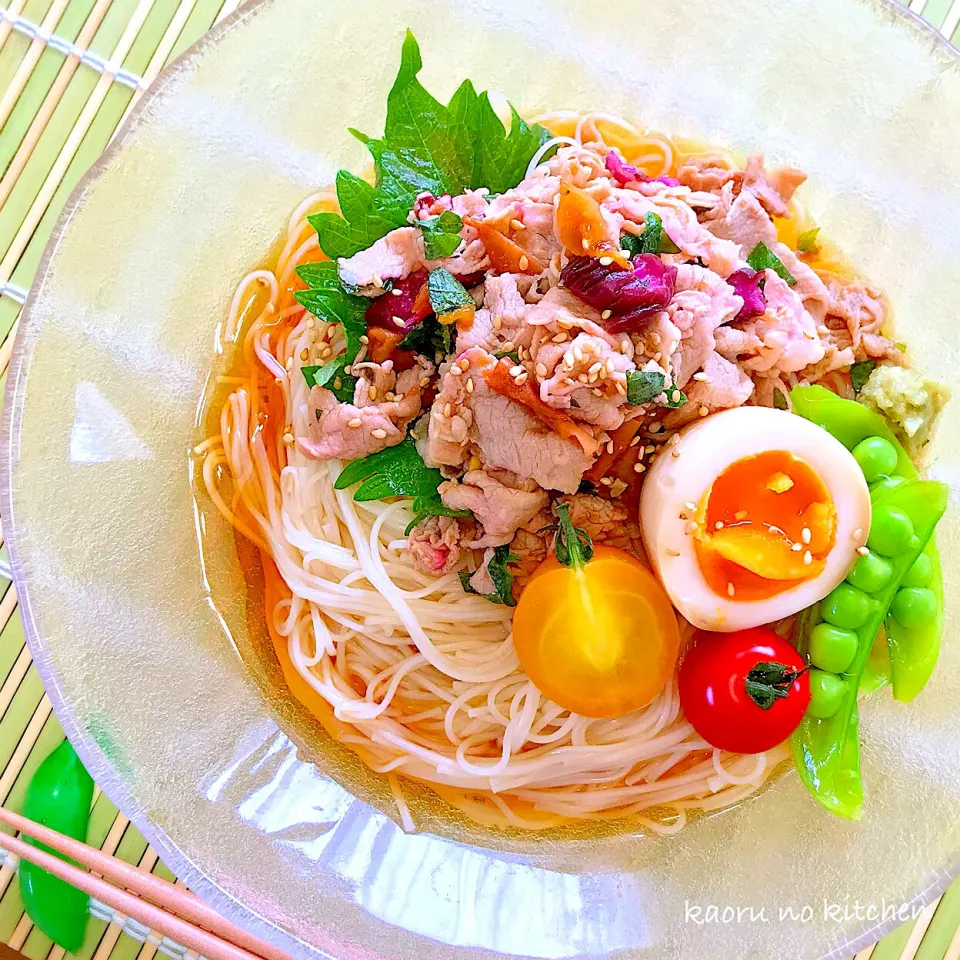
640 407 871 631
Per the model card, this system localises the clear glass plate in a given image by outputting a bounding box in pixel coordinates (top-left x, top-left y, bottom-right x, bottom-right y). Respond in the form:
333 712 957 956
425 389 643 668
3 0 960 957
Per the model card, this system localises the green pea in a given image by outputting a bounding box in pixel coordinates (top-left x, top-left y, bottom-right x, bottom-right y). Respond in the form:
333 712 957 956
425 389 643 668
889 587 937 629
821 583 872 630
853 436 898 483
808 669 847 719
867 505 915 557
809 623 859 673
846 550 893 593
869 475 905 498
900 553 933 588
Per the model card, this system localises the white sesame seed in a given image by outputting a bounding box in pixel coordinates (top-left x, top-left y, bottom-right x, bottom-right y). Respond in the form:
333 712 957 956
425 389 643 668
552 332 568 343
685 520 698 535
857 545 869 556
629 436 641 448
519 255 530 271
665 547 680 557
501 341 515 352
650 333 661 345
451 365 463 376
634 463 646 473
558 319 574 330
563 352 575 368
672 449 680 458
392 316 406 328
605 357 616 373
599 256 613 266
803 550 813 566
443 403 452 417
615 380 627 395
792 542 803 552
466 378 475 394
391 287 404 297
372 273 383 288
698 405 709 417
371 428 388 439
692 372 708 381
606 440 615 454
535 362 548 377
419 376 431 387
581 238 590 249
588 362 603 375
727 582 736 597
801 527 812 544
283 432 294 445
671 390 681 403
493 316 503 330
715 521 724 530
359 335 369 345
578 373 589 384
591 388 603 397
510 365 524 377
368 385 378 401
516 373 529 385
306 318 316 329
285 357 293 370
511 218 526 231
347 418 363 428
600 476 613 486
853 527 863 540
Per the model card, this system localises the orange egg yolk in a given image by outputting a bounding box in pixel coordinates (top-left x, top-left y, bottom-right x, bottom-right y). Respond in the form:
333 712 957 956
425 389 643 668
693 450 837 601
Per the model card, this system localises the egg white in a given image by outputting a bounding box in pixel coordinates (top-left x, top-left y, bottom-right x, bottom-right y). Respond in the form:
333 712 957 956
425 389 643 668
639 407 872 632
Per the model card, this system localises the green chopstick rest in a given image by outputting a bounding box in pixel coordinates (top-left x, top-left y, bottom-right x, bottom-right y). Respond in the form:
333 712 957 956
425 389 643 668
19 739 94 950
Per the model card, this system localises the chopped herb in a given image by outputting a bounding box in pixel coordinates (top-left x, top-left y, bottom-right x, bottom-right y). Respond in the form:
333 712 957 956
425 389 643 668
625 370 687 408
399 313 453 357
797 227 820 254
494 349 521 364
459 545 518 606
295 261 366 400
637 212 681 256
773 389 789 411
850 359 876 393
554 503 594 568
746 241 796 286
427 268 473 319
419 210 463 259
620 232 642 259
333 435 468 534
310 32 550 259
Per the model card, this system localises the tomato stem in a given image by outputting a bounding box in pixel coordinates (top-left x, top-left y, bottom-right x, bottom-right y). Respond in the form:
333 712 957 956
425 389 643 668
744 660 810 711
554 503 595 569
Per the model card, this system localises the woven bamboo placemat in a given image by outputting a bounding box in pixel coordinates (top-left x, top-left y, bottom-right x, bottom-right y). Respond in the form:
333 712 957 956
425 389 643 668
0 0 958 957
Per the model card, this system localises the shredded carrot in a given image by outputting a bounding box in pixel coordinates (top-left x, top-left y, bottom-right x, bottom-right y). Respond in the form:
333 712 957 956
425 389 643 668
466 217 543 275
584 418 642 485
483 360 601 456
556 183 630 267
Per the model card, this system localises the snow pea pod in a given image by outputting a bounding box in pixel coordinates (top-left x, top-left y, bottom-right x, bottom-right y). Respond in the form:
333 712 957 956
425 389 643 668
20 739 93 950
791 385 944 701
791 477 947 819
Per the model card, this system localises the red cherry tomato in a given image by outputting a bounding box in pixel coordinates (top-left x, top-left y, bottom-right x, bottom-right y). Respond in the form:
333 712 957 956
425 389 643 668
678 626 810 754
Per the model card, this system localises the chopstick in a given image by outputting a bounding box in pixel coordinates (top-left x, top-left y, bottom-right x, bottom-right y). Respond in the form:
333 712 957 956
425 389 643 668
0 807 290 960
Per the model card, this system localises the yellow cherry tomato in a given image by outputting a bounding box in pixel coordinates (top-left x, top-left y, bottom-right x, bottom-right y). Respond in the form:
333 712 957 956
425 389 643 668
512 545 681 718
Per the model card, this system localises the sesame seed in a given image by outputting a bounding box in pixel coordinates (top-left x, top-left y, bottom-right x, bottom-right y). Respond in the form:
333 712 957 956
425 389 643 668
359 335 369 345
791 542 803 552
650 333 661 345
372 273 383 288
684 501 696 511
552 332 568 343
803 550 813 566
665 547 680 557
573 346 584 361
727 582 736 597
391 288 404 297
563 352 575 368
343 365 353 376
501 341 515 352
615 381 627 395
283 432 294 445
630 436 641 447
306 318 316 329
443 403 452 417
578 373 589 384
347 418 363 428
451 365 463 376
653 352 662 362
857 545 869 556
535 362 548 377
384 392 397 402
509 365 525 377
649 422 662 433
592 388 603 397
605 357 616 373
605 440 615 454
610 479 628 498
801 527 812 544
511 218 526 231
516 373 529 385
493 316 503 330
300 348 309 360
599 256 613 266
368 385 378 401
581 238 590 249
419 376 431 387
519 255 530 271
600 477 613 486
684 521 698 535
672 449 681 458
370 428 387 440
692 372 708 381
669 433 681 446
715 521 724 530
698 405 709 417
634 463 646 473
598 367 608 380
671 390 681 403
588 361 603 375
285 357 293 370
853 527 864 540
466 378 475 394
392 316 406 328
601 309 612 320
558 319 574 330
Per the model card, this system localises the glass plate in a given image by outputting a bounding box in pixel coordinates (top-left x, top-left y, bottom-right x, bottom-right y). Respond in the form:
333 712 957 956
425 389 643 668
3 0 960 957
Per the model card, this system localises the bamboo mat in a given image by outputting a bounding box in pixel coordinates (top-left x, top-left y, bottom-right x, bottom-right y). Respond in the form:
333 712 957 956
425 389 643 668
0 0 959 957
